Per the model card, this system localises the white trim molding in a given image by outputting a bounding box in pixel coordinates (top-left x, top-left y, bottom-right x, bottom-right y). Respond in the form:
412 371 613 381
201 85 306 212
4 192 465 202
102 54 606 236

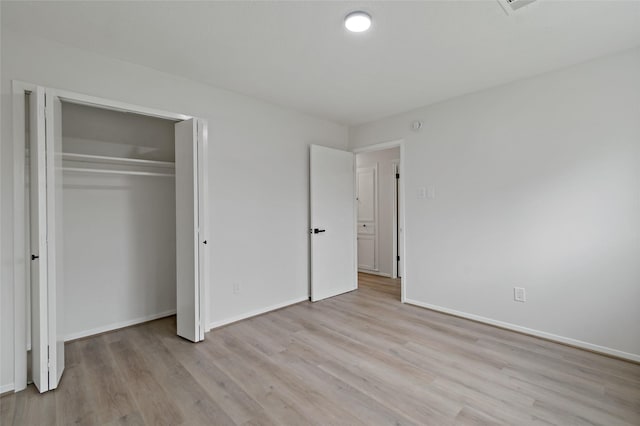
64 310 177 342
358 270 391 278
52 88 192 121
352 139 404 154
391 160 400 280
208 297 308 331
405 298 640 363
0 383 15 395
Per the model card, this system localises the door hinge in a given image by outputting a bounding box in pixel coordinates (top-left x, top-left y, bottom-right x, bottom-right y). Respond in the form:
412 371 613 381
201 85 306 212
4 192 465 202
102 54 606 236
47 345 51 368
396 173 400 179
397 255 400 261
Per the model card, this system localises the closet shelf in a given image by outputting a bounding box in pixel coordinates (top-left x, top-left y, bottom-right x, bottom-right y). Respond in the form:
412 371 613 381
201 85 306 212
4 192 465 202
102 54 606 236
62 153 175 169
63 167 175 178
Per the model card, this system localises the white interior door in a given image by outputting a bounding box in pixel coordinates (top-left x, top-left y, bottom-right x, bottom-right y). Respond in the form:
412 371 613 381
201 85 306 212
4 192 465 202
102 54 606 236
30 89 65 392
310 145 356 302
175 119 206 342
29 87 48 393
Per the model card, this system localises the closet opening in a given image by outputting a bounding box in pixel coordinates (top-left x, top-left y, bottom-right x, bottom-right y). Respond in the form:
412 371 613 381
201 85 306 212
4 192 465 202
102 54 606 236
58 101 179 342
17 85 208 393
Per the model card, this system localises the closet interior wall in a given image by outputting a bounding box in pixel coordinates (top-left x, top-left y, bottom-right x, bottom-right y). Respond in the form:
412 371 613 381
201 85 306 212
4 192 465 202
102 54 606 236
60 102 178 341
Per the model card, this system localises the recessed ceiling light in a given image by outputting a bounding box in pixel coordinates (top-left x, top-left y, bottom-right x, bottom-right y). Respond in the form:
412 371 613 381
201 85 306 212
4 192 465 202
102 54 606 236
344 11 372 33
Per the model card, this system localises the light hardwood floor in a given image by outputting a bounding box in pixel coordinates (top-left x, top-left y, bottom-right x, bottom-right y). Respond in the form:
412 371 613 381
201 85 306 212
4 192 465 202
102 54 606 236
2 273 639 425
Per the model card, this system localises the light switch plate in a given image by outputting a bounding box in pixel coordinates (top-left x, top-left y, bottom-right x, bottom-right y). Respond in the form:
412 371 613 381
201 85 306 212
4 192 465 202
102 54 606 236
427 186 436 199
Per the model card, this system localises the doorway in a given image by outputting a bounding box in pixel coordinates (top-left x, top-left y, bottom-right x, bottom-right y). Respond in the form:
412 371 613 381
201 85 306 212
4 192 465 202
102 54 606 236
354 142 405 301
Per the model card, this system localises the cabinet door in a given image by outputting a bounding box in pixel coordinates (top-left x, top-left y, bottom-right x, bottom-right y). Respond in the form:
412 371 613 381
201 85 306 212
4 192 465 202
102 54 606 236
357 236 376 270
357 167 376 222
357 166 377 270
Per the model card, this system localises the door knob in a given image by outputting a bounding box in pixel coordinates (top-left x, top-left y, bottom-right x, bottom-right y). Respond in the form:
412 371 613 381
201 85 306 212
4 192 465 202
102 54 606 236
31 254 39 260
313 228 326 234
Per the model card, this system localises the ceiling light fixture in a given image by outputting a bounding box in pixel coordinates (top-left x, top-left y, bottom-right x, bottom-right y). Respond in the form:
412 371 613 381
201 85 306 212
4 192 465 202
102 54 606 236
344 11 372 33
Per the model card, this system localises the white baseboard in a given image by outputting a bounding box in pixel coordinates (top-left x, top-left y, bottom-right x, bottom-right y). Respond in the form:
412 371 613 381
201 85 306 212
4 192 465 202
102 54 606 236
404 298 640 363
207 296 308 331
358 269 391 278
64 309 176 342
0 383 15 395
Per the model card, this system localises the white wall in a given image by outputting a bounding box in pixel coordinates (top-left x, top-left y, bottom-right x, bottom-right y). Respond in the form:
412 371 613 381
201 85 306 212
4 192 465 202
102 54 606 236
62 173 177 340
62 102 177 161
0 30 348 391
351 48 640 360
356 147 400 277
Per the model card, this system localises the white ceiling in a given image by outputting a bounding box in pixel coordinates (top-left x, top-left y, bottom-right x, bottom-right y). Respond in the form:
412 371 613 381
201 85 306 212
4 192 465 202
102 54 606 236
3 1 640 125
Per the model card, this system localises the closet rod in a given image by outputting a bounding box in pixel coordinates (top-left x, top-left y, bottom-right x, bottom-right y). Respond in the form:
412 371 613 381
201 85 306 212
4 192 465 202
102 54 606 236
62 153 175 168
63 167 175 178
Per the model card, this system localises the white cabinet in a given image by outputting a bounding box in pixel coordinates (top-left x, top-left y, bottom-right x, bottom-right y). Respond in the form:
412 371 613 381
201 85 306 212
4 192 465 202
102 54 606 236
357 165 378 271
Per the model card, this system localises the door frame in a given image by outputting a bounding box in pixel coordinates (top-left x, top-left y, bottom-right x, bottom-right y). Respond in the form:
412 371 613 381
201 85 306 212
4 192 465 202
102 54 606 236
12 80 209 392
391 160 401 279
352 139 406 302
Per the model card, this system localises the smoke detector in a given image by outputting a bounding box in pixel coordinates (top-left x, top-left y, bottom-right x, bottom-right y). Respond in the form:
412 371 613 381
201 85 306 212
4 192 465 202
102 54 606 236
497 0 537 15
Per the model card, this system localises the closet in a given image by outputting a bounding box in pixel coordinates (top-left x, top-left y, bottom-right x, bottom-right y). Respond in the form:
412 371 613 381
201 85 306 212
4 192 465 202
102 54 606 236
61 102 178 341
26 87 208 393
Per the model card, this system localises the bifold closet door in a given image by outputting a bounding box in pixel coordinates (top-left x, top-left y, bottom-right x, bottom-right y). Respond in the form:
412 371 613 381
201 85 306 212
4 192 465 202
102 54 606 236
29 87 48 393
175 119 206 342
30 88 65 392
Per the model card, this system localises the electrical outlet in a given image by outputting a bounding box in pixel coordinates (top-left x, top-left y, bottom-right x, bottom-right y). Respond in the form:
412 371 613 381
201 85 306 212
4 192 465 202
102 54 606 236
233 282 240 294
514 287 526 302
